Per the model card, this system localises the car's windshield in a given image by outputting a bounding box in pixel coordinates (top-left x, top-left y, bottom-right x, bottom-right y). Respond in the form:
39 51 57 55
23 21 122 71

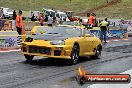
45 27 82 37
34 27 82 41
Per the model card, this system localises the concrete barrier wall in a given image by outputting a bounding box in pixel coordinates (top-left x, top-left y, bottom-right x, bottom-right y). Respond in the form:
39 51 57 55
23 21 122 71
90 29 128 39
0 31 27 48
0 20 41 31
0 36 18 48
0 31 18 48
0 26 128 49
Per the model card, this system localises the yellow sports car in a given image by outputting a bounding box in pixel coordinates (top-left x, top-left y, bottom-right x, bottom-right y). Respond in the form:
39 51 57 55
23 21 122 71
21 26 102 64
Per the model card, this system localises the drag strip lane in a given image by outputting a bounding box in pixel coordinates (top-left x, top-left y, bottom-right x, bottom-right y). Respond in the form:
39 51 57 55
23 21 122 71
0 52 132 88
0 45 132 88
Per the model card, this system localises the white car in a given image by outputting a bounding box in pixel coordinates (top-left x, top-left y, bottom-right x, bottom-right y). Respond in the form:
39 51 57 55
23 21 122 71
42 8 56 17
0 7 13 18
55 11 70 21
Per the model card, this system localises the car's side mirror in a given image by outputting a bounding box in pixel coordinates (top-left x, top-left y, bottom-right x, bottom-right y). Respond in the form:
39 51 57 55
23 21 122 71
84 34 91 37
40 30 45 34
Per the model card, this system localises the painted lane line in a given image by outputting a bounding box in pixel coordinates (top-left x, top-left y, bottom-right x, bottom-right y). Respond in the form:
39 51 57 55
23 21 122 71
0 49 21 53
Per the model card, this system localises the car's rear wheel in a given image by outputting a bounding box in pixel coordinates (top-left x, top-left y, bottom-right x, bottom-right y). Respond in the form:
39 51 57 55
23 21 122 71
24 54 34 61
91 46 102 59
70 44 80 65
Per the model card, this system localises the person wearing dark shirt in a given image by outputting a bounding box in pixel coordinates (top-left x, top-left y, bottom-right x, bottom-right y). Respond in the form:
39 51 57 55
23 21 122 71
44 15 48 22
13 10 16 20
31 14 35 21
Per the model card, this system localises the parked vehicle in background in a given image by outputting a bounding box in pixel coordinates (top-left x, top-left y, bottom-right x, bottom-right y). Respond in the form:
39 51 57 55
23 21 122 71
42 8 55 17
0 7 13 19
55 11 69 21
42 8 69 21
0 8 3 19
29 10 40 21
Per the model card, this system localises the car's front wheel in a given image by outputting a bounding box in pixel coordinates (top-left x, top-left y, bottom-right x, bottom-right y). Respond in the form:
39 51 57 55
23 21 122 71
70 44 80 65
24 54 34 61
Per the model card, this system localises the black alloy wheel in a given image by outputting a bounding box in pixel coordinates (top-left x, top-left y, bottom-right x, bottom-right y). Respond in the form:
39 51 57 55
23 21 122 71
70 45 80 65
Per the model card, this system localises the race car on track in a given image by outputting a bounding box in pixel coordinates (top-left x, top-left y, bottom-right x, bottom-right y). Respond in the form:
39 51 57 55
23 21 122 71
21 26 102 64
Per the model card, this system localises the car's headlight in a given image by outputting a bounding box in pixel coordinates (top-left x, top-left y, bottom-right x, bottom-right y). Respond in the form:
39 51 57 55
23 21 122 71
50 40 65 45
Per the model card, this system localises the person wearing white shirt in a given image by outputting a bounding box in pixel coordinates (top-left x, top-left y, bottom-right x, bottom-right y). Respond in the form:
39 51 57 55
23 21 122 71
48 15 53 26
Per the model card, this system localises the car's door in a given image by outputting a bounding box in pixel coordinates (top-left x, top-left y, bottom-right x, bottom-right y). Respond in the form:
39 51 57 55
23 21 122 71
69 27 87 54
82 29 95 53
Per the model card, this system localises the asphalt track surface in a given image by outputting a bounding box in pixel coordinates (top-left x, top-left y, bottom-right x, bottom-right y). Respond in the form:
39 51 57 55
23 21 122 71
0 42 132 88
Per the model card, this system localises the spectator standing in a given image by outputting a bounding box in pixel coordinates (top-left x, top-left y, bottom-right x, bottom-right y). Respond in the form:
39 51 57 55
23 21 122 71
59 16 63 24
16 10 23 35
13 10 16 20
48 15 53 26
16 10 23 46
44 15 48 22
79 19 83 26
99 18 109 43
56 17 60 24
39 14 44 26
88 13 96 27
53 16 56 23
31 14 35 21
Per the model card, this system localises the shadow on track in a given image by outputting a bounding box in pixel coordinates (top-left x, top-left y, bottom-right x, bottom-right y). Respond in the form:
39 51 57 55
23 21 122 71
22 56 99 67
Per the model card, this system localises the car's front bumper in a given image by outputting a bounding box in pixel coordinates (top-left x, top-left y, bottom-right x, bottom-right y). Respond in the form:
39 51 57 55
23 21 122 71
21 45 72 59
5 14 13 18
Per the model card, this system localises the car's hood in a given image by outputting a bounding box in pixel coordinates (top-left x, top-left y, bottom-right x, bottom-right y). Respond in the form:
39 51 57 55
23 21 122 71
24 35 68 46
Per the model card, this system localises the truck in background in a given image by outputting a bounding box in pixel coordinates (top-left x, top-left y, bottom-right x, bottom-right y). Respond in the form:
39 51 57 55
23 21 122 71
42 8 69 21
